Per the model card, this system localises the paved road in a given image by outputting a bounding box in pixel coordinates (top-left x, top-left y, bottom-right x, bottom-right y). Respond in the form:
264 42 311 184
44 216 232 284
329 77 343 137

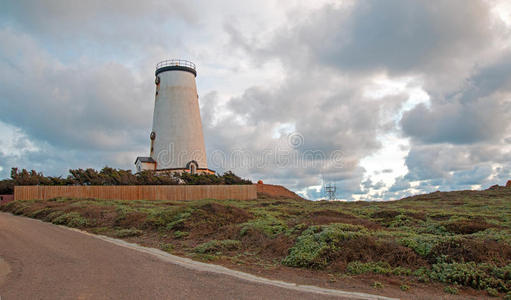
0 213 393 300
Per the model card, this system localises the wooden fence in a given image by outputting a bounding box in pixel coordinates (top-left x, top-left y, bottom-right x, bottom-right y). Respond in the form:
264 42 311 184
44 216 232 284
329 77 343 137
14 185 257 201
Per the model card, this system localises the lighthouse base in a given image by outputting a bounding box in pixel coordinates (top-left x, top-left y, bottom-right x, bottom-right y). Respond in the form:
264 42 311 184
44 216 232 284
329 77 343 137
135 156 215 175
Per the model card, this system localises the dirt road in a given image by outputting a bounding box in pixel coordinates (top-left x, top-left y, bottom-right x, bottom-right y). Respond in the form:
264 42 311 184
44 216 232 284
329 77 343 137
0 213 394 300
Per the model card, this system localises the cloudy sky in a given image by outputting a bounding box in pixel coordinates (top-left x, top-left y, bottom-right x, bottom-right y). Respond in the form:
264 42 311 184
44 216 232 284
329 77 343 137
1 0 510 200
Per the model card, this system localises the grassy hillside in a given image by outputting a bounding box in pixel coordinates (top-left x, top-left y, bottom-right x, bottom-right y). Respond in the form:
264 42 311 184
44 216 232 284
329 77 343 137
2 186 511 298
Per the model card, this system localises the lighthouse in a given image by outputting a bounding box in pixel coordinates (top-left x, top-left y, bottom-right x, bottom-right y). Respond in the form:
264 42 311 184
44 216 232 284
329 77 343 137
135 59 214 175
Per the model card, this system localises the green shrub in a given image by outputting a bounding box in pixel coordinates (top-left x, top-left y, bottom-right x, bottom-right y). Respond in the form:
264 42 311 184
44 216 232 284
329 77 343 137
487 287 499 297
68 216 91 227
400 285 410 291
12 203 29 215
470 228 511 245
346 261 412 276
289 223 308 234
413 267 431 283
373 281 384 288
54 197 72 203
176 170 251 185
7 166 232 186
144 208 191 229
174 231 189 239
0 179 13 194
194 240 241 254
282 224 365 268
399 235 441 257
52 212 89 228
114 228 143 238
389 214 414 228
417 223 450 236
0 200 21 212
28 208 53 218
46 211 65 222
160 243 173 253
428 262 510 292
166 211 192 230
193 253 219 261
113 206 137 225
240 216 287 237
444 286 458 295
90 227 109 234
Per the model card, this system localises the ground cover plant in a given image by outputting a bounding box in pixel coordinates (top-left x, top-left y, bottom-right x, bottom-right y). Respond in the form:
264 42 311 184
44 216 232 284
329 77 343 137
2 185 510 298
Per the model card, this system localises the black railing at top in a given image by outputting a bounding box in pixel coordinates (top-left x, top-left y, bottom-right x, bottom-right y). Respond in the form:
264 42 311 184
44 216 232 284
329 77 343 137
156 59 196 71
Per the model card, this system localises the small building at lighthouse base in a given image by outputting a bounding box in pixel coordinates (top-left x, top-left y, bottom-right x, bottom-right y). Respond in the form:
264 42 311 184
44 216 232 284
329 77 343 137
135 156 215 175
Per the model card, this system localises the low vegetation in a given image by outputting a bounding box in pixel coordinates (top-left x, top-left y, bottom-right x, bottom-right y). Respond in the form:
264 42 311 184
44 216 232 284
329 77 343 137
194 239 242 254
1 185 510 297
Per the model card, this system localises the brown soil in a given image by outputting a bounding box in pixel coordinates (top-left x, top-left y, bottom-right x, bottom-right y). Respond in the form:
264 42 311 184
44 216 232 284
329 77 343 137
428 239 511 266
256 184 304 200
444 218 497 234
306 210 382 230
239 228 294 259
115 211 147 228
428 213 452 221
330 236 427 271
185 203 252 237
371 210 401 220
404 211 427 221
371 210 426 222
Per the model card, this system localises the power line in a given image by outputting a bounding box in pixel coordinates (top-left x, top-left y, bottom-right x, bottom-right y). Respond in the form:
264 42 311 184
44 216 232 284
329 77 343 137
324 183 337 201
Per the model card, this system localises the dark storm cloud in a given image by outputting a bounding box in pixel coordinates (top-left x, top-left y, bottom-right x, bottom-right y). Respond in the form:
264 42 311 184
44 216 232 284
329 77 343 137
403 143 511 191
236 0 497 78
0 1 199 38
400 99 508 145
401 53 511 145
404 145 474 181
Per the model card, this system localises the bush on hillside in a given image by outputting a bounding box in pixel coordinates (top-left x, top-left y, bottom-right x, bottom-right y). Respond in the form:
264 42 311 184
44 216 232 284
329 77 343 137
193 239 242 254
0 179 14 194
417 262 511 292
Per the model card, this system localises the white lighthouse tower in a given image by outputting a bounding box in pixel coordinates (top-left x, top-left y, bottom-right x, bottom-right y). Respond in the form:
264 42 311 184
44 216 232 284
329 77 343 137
135 59 214 175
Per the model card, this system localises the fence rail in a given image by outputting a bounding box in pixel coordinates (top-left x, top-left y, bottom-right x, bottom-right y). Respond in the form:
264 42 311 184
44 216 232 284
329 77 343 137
14 185 257 201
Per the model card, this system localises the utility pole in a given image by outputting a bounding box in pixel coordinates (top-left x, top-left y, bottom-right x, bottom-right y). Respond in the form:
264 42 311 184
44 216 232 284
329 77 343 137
324 183 337 201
